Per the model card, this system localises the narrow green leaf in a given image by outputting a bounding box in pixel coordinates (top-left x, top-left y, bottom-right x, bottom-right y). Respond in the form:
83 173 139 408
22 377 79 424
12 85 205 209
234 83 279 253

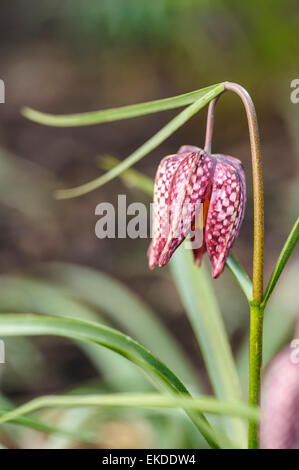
0 409 96 444
0 276 151 391
43 263 197 389
0 313 221 448
22 85 223 127
169 249 247 448
226 253 253 302
54 84 224 199
0 394 260 426
0 273 197 390
262 217 299 307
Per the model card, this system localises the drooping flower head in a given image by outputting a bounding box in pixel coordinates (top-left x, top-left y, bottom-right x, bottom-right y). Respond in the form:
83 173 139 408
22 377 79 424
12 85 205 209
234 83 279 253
148 145 246 277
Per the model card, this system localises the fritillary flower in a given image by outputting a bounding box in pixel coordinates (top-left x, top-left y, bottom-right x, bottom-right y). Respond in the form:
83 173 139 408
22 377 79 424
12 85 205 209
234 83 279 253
148 145 246 277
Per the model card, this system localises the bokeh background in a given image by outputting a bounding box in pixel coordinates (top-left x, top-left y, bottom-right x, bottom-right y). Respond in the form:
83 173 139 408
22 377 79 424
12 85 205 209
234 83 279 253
0 0 298 448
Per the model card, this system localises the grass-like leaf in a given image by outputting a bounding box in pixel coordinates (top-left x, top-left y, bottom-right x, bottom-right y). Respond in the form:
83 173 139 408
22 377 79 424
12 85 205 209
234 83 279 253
0 409 96 444
262 216 299 307
0 273 197 390
53 84 224 199
43 264 197 388
0 313 222 448
170 249 247 448
22 85 223 127
0 394 259 426
0 276 151 392
226 253 253 302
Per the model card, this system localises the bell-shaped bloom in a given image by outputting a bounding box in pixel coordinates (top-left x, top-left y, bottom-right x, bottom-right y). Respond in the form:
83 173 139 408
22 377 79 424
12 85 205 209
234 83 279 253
148 145 246 277
260 347 299 449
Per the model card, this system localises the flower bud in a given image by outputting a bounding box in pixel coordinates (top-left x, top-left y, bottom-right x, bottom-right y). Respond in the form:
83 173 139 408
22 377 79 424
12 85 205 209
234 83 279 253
260 348 299 449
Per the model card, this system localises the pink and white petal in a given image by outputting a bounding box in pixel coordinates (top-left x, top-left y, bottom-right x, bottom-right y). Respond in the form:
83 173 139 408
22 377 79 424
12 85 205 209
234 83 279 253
158 151 199 265
177 145 201 154
148 153 184 269
214 154 246 242
159 150 215 266
205 156 246 278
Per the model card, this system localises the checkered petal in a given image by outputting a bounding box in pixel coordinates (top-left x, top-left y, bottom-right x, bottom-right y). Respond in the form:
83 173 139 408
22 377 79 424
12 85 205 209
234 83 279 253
157 150 201 266
148 153 184 269
205 154 246 278
148 147 215 269
148 147 246 277
177 145 201 154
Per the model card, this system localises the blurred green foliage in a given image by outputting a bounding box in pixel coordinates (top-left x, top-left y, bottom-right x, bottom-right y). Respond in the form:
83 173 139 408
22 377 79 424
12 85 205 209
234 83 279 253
55 0 298 55
4 1 298 82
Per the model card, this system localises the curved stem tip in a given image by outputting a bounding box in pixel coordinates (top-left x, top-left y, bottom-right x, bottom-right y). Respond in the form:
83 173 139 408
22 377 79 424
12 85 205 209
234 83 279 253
204 82 265 448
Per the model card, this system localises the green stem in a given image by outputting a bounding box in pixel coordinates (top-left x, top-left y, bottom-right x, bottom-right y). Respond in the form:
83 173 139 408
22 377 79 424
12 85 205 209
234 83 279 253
206 83 265 448
248 302 264 449
223 82 264 303
204 95 221 153
223 83 264 449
